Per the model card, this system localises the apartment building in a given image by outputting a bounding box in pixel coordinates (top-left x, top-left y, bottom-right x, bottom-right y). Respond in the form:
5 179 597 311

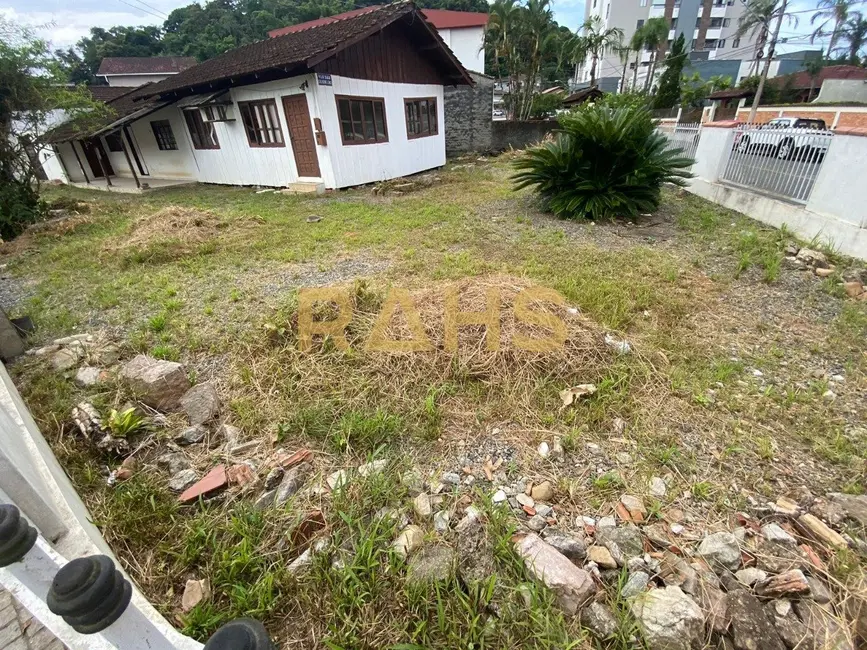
577 0 761 92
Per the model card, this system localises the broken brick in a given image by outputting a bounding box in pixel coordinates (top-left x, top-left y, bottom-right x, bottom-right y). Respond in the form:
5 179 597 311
179 465 227 504
227 463 255 487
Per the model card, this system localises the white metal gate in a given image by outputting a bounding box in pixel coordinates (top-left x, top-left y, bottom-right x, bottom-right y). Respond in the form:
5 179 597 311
658 122 701 164
720 123 833 203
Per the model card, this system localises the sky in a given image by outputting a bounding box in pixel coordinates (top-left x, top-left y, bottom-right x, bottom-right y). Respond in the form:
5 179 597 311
0 0 836 54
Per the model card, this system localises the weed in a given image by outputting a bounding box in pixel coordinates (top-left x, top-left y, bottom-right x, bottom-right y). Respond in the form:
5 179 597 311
107 407 146 437
148 313 168 333
691 481 713 501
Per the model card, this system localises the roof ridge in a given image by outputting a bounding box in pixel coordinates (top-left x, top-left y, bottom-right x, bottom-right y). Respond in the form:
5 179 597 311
287 4 385 35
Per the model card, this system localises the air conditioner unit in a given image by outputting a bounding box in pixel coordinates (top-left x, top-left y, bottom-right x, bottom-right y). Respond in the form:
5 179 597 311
200 103 235 123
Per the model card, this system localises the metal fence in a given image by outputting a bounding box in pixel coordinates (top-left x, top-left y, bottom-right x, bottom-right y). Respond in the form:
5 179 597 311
720 123 834 203
658 122 701 164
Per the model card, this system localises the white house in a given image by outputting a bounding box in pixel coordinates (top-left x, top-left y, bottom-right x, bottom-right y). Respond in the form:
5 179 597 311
44 1 474 192
268 6 488 74
96 57 198 87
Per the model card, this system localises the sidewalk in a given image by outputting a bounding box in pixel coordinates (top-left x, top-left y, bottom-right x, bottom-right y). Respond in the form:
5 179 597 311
0 589 64 650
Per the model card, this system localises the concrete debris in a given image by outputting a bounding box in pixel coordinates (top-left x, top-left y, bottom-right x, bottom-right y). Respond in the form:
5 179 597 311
513 533 595 616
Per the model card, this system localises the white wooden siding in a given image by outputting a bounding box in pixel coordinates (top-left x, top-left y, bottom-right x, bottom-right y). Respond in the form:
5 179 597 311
114 105 198 181
311 75 445 189
436 26 485 74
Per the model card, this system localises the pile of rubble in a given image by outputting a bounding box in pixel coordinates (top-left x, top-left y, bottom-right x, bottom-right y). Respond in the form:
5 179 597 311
784 243 867 300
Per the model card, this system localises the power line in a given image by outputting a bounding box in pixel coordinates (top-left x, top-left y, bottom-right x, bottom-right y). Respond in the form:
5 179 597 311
126 0 169 19
112 0 167 21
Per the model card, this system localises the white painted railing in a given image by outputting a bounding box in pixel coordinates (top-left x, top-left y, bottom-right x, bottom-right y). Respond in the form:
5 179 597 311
658 122 701 167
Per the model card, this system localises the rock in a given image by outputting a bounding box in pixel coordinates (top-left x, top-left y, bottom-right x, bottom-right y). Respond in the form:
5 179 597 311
433 510 450 533
762 523 796 546
275 462 311 505
158 452 190 475
254 489 277 509
806 576 832 604
526 515 547 532
815 267 835 278
441 471 461 485
50 348 80 371
755 570 809 598
580 601 618 639
181 579 210 612
535 504 552 518
597 524 644 560
696 531 742 570
615 452 633 464
622 571 650 599
767 600 814 649
175 425 207 446
796 513 847 549
393 525 424 558
537 442 550 458
530 481 554 502
179 465 228 504
784 242 800 256
168 468 198 492
455 512 496 584
793 600 854 650
115 467 133 481
829 493 867 527
327 469 349 491
414 493 433 519
407 545 455 585
287 548 314 574
544 534 586 562
783 256 807 271
454 506 482 534
843 281 865 298
693 577 729 635
74 366 105 387
264 467 284 491
492 489 507 503
621 494 647 521
796 248 828 268
513 533 595 615
587 546 618 569
659 551 698 594
71 402 105 439
810 497 847 526
726 591 786 650
516 493 535 508
775 496 801 515
597 516 616 529
180 383 220 425
649 477 667 498
644 523 671 548
735 568 768 586
227 463 256 487
753 539 806 574
358 459 387 477
120 355 190 411
219 423 242 448
630 586 703 650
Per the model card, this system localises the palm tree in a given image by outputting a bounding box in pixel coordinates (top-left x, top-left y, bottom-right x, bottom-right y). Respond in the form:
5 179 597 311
811 0 852 59
572 15 623 87
840 11 867 64
640 16 670 92
629 27 645 90
616 44 631 92
737 0 797 76
803 56 825 101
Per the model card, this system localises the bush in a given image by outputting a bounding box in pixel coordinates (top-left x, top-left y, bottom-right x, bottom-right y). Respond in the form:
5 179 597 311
0 180 44 241
512 104 693 220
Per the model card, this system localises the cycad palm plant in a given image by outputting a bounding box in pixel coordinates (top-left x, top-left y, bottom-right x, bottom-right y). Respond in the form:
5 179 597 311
512 104 693 220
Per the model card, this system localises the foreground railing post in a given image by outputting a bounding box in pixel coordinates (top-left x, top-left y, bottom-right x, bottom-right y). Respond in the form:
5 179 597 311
204 618 276 649
0 504 201 650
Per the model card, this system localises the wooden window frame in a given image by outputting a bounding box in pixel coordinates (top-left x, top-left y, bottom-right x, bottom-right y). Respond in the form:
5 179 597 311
238 99 285 148
150 120 178 151
104 131 124 153
183 109 220 150
404 97 438 140
335 95 389 145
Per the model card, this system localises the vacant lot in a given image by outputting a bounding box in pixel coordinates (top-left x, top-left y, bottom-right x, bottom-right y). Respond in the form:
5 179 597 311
3 157 866 648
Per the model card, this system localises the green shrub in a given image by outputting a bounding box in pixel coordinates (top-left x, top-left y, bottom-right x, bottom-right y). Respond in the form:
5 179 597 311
0 181 44 240
512 104 693 220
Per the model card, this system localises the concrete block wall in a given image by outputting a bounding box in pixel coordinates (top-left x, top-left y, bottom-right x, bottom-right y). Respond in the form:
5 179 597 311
490 120 557 152
444 72 494 157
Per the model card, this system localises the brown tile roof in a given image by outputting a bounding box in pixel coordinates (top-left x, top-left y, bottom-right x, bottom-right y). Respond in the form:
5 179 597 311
268 6 488 36
777 65 867 90
87 85 134 102
563 86 604 106
136 1 472 100
708 88 753 100
97 56 198 76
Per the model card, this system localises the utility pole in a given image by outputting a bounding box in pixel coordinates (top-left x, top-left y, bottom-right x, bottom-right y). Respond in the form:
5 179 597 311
748 0 787 123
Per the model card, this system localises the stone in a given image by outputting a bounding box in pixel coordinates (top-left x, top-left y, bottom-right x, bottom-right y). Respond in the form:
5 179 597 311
829 493 867 527
794 600 854 650
74 366 105 387
796 248 828 268
597 516 616 529
537 441 550 458
227 463 256 487
115 467 133 481
621 494 647 521
175 425 207 446
693 577 729 634
455 506 482 534
441 471 461 485
158 452 190 475
179 465 227 504
630 586 703 650
580 601 618 639
775 497 801 515
393 525 424 558
492 489 507 503
327 469 349 491
414 493 433 519
530 481 554 502
264 467 284 491
50 348 80 371
735 568 768 586
456 512 496 584
815 267 835 278
810 497 847 526
358 459 387 477
544 534 586 562
844 281 865 298
287 548 314 574
597 524 644 560
754 570 809 598
180 383 220 425
513 533 595 615
433 510 450 533
726 591 786 650
649 477 667 498
407 545 455 585
254 489 277 509
622 571 650 599
526 515 547 532
275 462 311 505
181 579 210 612
168 468 198 492
535 504 552 518
120 355 190 411
644 523 671 548
696 531 742 570
796 514 847 549
516 493 535 508
587 546 617 569
767 600 814 649
762 523 796 546
659 551 698 594
616 452 633 464
219 423 242 448
806 576 832 604
753 539 806 574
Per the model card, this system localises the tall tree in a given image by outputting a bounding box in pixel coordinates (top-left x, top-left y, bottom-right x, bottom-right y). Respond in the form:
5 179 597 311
840 11 867 64
811 0 852 59
803 56 825 101
572 15 623 87
629 27 645 91
652 33 686 108
641 16 670 92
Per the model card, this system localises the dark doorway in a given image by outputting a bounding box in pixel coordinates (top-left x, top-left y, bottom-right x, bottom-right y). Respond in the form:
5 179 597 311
282 95 321 178
80 138 114 178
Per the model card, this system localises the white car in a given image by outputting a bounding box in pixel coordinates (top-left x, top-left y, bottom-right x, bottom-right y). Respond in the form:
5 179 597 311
733 117 832 161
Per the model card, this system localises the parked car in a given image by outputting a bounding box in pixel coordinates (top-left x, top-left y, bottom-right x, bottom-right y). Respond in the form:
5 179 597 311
733 117 832 162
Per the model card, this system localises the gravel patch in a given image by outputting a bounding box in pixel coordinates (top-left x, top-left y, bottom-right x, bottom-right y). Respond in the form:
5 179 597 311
262 257 392 295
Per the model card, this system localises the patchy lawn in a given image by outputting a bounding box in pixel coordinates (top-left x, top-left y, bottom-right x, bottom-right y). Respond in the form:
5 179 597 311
3 156 866 648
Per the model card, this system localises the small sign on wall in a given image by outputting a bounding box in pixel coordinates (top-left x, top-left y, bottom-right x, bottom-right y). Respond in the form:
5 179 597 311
317 73 333 86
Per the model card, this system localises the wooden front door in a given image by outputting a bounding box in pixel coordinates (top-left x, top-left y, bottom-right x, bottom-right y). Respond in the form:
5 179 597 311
282 95 321 178
81 138 114 178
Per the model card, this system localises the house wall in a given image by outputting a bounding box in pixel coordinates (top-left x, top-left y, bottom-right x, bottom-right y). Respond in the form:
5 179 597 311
53 142 87 182
312 74 445 188
437 26 486 74
444 71 493 156
104 74 175 87
491 120 556 151
815 79 867 104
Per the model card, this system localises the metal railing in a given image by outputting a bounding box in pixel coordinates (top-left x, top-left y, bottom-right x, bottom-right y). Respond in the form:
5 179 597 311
658 122 701 165
720 123 834 204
